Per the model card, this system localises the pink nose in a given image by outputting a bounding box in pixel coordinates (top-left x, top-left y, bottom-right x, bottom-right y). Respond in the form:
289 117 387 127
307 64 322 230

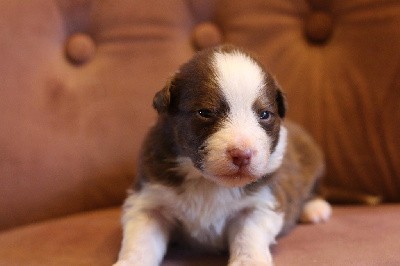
228 148 252 167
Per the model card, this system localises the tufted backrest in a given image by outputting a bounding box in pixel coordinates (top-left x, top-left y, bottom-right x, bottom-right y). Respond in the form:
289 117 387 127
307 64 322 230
215 0 399 204
0 0 399 230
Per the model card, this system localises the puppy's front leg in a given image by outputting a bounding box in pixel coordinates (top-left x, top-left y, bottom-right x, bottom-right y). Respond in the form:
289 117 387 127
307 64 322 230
114 206 170 266
228 208 283 266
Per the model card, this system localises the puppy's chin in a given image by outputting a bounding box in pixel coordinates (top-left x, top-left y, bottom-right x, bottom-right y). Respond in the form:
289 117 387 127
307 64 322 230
202 167 265 188
200 142 271 188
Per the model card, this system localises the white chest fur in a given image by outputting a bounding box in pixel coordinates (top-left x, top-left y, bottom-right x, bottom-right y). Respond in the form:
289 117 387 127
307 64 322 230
124 158 281 250
172 178 246 248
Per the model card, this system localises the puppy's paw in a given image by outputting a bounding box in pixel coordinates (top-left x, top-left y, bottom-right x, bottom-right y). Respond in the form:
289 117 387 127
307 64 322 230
113 257 155 266
229 256 273 266
229 259 273 266
300 198 332 224
113 260 131 266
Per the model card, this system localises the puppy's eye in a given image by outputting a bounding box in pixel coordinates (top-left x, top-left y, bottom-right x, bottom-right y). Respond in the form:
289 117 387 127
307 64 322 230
259 110 272 120
197 109 214 119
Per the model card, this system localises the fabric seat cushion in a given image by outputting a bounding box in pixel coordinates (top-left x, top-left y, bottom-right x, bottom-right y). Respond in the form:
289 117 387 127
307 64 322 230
0 205 399 265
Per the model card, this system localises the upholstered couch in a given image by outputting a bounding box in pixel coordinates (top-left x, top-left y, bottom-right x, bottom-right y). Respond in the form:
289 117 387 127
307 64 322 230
1 0 399 265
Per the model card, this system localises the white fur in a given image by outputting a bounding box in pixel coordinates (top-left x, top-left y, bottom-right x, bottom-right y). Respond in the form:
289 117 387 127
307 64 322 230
213 51 265 109
228 206 283 266
300 198 332 224
116 206 169 266
116 158 283 266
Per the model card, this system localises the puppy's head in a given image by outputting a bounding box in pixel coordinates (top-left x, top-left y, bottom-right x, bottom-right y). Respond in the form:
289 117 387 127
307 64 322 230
153 45 287 187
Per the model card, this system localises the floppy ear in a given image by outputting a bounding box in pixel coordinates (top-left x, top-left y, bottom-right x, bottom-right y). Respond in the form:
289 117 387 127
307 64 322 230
153 77 174 113
276 89 287 118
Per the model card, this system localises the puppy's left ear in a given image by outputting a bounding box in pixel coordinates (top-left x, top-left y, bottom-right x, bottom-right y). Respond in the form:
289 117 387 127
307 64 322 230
153 77 174 113
276 89 287 118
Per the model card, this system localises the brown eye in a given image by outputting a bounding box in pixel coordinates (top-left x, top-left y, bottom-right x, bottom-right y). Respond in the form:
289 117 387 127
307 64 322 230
197 109 214 119
259 110 272 120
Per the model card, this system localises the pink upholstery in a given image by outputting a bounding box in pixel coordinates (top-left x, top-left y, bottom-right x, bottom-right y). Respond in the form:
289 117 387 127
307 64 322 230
0 0 399 264
0 206 399 265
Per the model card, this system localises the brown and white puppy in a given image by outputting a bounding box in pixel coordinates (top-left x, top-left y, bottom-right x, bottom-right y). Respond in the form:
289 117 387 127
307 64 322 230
115 45 332 266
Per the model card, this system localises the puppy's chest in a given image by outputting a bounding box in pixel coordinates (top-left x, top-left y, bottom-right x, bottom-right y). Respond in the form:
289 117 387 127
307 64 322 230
169 180 246 248
146 158 279 248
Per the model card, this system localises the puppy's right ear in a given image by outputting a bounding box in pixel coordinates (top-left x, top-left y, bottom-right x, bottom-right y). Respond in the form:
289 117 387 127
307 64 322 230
276 89 287 119
153 77 174 113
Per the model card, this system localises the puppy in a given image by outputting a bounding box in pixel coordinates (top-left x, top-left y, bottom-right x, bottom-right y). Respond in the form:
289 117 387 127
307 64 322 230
115 45 332 266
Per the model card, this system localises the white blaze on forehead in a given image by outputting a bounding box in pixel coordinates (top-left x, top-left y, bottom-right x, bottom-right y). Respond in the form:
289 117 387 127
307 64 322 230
213 50 266 115
212 50 267 139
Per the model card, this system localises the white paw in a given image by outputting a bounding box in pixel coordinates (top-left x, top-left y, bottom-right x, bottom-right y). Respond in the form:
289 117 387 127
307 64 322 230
228 260 274 266
300 198 332 223
229 255 273 266
113 257 157 266
113 260 131 266
229 259 273 266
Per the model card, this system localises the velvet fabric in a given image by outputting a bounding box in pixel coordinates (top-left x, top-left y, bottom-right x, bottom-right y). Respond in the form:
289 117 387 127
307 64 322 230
0 0 399 264
1 206 399 265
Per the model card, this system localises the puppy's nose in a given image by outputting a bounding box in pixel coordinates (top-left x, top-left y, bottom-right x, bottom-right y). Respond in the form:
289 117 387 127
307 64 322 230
228 148 252 167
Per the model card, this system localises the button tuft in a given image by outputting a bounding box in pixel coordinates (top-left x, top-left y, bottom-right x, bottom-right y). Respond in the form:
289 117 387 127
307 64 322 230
305 11 334 44
66 33 96 64
192 22 223 50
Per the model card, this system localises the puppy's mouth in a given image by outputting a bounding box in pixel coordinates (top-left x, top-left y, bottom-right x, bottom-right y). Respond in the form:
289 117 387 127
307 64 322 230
202 164 264 188
197 145 269 187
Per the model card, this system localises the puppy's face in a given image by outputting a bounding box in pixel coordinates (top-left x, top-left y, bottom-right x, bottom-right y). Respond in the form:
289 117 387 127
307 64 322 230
154 46 287 187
